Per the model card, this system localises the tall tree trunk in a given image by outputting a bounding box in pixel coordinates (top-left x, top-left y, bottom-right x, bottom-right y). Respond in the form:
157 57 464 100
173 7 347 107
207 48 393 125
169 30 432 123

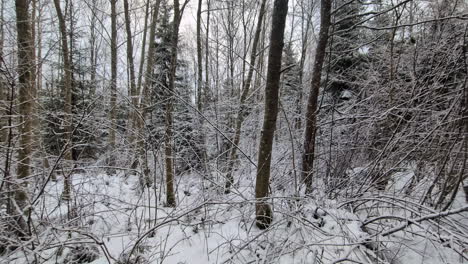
204 0 211 104
0 0 3 59
296 0 313 129
255 0 289 229
89 0 98 96
224 0 267 193
36 0 42 93
136 0 151 97
123 0 138 153
165 0 188 207
301 0 332 194
196 0 203 112
52 0 73 200
0 0 6 144
109 0 118 169
14 0 35 236
195 0 206 169
133 0 161 181
30 0 38 140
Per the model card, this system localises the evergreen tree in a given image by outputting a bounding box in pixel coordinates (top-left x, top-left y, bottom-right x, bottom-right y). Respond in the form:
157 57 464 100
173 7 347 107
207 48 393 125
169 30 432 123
41 13 106 161
327 0 367 100
279 45 301 127
148 5 203 173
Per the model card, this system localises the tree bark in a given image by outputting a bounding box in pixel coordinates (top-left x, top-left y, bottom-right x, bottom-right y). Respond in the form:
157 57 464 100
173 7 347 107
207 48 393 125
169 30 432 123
0 0 6 144
296 0 313 129
0 0 3 59
14 0 35 236
301 0 332 194
133 0 161 182
136 0 151 97
255 0 289 229
123 0 139 155
224 0 267 193
165 0 187 207
52 0 73 200
205 0 211 104
30 0 38 144
109 0 117 169
195 0 209 174
196 0 203 112
35 0 43 93
89 0 97 96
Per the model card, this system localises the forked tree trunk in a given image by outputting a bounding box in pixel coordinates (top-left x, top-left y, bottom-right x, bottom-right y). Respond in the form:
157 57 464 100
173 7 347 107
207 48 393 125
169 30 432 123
52 0 73 200
224 0 267 193
255 0 289 229
301 0 332 194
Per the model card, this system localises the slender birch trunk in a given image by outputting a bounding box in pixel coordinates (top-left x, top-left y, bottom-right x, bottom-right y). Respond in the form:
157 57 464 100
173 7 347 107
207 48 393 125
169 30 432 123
53 0 73 200
301 0 332 194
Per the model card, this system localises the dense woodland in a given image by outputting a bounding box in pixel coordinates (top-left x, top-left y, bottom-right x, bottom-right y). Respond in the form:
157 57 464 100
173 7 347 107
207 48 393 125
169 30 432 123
1 0 468 263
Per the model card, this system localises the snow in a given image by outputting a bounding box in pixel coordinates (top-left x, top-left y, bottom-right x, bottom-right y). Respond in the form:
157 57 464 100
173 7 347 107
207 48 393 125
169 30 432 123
2 166 467 264
340 90 353 100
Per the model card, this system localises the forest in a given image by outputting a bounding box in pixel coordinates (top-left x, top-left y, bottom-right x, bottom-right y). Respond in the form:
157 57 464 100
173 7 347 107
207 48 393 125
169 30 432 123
1 0 467 263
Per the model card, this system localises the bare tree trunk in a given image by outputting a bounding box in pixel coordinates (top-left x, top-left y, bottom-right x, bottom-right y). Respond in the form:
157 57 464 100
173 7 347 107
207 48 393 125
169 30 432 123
136 0 151 97
254 12 267 103
224 0 267 193
204 0 211 104
301 0 332 194
109 0 118 169
214 20 221 172
123 0 139 161
296 0 313 129
0 0 3 59
0 0 6 144
31 0 37 93
89 0 97 96
165 0 188 207
36 0 42 92
133 0 162 180
140 1 162 108
255 0 289 230
14 0 35 237
52 0 73 200
196 0 203 112
195 0 209 173
31 0 38 119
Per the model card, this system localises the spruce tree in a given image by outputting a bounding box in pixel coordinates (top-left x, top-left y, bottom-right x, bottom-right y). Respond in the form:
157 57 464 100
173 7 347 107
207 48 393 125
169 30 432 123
149 6 203 174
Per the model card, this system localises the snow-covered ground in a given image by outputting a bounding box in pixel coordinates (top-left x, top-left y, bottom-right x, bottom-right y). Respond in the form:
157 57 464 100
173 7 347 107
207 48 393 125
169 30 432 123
2 166 466 264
